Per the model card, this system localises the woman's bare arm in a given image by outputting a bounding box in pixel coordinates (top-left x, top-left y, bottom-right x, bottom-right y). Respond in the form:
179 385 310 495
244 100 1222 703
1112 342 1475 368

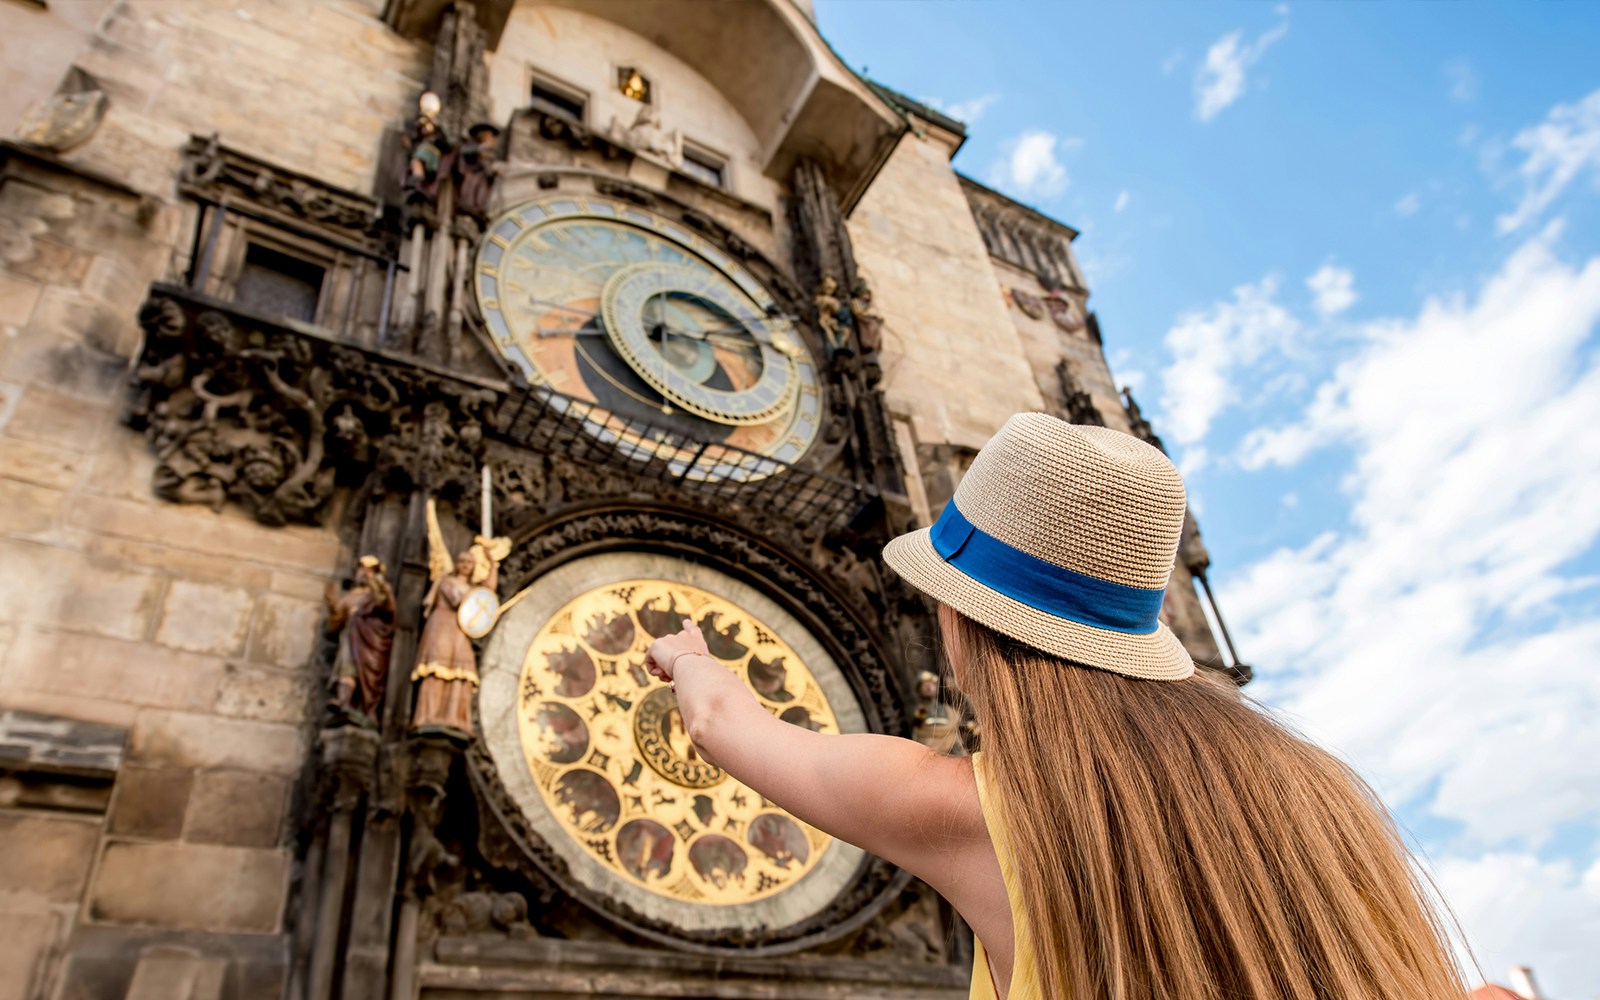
645 621 986 890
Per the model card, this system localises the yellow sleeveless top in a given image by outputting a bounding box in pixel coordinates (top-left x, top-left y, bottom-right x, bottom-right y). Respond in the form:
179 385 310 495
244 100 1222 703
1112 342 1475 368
969 752 1043 999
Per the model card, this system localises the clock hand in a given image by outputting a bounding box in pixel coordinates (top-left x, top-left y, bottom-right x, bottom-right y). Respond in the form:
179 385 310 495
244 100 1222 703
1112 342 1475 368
526 297 600 319
535 327 606 338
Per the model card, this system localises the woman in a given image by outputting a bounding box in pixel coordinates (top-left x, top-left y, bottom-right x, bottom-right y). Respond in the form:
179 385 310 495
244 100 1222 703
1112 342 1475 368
646 413 1467 999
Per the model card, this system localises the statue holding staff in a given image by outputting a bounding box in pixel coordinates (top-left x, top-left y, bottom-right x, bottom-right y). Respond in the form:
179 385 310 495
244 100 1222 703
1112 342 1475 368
327 555 396 726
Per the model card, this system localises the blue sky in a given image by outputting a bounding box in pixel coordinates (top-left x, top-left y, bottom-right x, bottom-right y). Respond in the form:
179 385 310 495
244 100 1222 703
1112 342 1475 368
818 1 1600 994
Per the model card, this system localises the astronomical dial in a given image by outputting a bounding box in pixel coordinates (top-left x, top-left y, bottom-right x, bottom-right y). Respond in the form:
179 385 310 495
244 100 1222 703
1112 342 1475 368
479 553 868 939
473 197 822 478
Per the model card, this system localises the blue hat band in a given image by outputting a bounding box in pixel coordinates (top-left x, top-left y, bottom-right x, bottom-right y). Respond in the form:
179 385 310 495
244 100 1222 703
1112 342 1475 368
930 501 1167 636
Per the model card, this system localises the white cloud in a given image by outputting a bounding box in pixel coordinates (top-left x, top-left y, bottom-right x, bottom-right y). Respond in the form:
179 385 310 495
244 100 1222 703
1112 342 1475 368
1157 276 1299 445
1395 192 1422 217
1113 189 1130 213
1306 263 1358 318
1161 50 1183 76
1193 14 1290 122
985 129 1072 200
1220 224 1600 995
1437 853 1600 994
1445 58 1478 103
922 93 999 125
1496 87 1600 233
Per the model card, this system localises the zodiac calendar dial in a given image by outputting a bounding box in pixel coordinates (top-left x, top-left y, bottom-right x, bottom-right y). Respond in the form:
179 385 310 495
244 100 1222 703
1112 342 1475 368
514 580 841 905
473 197 823 480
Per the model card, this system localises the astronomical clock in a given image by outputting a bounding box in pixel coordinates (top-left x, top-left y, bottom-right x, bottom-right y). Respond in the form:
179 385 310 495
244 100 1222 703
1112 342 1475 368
473 196 825 479
447 192 921 955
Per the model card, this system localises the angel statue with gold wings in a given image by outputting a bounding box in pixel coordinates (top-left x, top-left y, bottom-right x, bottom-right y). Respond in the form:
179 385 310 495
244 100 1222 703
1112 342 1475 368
410 497 512 734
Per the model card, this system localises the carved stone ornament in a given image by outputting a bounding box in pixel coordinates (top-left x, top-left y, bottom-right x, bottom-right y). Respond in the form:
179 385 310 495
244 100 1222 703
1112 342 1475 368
1046 290 1086 333
129 288 501 525
180 135 392 250
1055 361 1105 427
17 70 108 153
1008 287 1045 320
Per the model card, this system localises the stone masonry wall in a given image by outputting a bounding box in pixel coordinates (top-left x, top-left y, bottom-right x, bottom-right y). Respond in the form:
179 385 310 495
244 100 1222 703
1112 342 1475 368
0 156 342 998
849 130 1045 454
993 257 1130 433
0 0 429 991
34 0 428 198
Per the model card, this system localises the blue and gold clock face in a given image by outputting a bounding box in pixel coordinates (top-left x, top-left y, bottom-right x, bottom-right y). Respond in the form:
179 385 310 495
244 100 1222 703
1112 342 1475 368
474 197 822 473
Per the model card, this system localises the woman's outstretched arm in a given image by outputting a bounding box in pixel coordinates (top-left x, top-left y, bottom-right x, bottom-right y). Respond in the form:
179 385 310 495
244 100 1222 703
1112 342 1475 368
644 619 984 890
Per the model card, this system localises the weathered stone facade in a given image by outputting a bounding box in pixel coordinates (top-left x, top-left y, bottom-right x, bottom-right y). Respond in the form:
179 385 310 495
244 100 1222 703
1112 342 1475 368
0 2 1244 998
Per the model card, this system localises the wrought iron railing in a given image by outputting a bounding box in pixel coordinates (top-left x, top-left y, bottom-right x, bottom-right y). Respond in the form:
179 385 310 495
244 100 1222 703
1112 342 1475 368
496 387 876 530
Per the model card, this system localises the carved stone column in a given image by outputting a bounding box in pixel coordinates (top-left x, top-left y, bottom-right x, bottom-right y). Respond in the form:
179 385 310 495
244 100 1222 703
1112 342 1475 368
787 159 904 497
306 726 379 1000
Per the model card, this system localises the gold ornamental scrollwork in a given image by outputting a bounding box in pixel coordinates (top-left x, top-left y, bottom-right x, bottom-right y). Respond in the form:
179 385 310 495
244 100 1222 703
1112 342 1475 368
516 580 839 906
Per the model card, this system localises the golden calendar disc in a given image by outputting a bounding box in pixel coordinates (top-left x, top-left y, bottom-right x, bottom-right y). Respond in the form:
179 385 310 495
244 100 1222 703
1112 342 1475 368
478 552 868 937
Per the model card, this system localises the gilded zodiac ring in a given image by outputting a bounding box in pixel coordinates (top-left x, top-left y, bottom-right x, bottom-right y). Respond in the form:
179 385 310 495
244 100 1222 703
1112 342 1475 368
458 586 501 639
514 579 841 905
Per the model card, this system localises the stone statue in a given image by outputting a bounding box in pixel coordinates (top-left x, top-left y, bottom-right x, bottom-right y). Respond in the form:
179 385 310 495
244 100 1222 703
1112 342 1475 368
813 273 844 354
453 122 501 224
848 282 885 355
410 499 511 734
326 555 396 726
623 105 680 166
404 91 453 208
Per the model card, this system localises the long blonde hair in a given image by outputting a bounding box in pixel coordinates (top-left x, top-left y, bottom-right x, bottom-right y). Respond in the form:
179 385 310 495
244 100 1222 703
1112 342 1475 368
941 608 1468 1000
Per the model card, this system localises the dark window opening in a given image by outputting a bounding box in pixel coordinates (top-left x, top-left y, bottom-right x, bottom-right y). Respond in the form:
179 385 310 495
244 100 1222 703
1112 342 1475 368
531 79 586 122
681 147 726 189
234 243 324 324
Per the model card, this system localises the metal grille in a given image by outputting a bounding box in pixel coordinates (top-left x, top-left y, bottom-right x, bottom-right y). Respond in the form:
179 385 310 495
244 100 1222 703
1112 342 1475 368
496 388 875 530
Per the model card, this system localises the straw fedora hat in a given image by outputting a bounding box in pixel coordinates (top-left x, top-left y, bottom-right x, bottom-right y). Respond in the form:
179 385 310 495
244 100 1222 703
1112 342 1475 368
884 413 1194 681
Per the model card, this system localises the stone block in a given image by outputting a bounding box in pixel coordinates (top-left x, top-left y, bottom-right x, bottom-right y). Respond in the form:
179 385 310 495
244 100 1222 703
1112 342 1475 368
89 840 287 933
214 663 315 725
89 536 275 592
0 538 163 641
269 569 332 601
0 910 61 1000
68 493 342 573
109 765 193 840
154 580 253 657
0 812 99 903
82 255 148 316
0 237 94 288
247 593 322 669
3 385 110 450
0 436 85 490
124 946 227 1000
0 689 137 729
5 630 223 712
81 430 160 501
184 769 287 848
127 709 303 775
0 477 62 537
0 273 41 334
31 285 135 360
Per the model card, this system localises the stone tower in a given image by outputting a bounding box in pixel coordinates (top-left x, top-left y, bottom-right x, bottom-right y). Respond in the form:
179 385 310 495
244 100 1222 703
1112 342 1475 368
0 1 1245 997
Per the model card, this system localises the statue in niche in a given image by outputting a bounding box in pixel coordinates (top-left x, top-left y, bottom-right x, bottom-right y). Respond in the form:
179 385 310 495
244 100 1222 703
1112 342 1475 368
326 555 396 726
847 281 885 355
403 91 454 210
619 105 681 166
812 273 845 355
453 122 501 225
411 499 511 734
